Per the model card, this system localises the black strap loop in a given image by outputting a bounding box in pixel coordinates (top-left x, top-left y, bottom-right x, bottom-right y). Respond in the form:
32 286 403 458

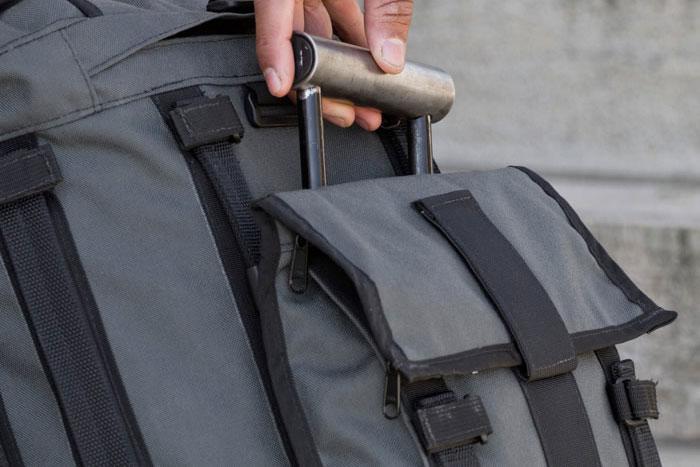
0 145 62 205
403 378 488 467
609 360 659 426
596 348 662 467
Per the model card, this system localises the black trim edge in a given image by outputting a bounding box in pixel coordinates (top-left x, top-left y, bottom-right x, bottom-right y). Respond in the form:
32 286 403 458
254 212 323 467
256 194 677 382
512 166 674 317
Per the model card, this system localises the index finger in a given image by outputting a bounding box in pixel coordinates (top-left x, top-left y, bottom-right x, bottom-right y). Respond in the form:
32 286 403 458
254 0 297 97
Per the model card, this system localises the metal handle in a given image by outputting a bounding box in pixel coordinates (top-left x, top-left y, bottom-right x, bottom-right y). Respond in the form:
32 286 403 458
293 33 455 186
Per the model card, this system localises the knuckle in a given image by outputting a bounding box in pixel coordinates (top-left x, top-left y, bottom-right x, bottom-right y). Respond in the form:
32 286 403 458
304 0 323 9
369 0 413 24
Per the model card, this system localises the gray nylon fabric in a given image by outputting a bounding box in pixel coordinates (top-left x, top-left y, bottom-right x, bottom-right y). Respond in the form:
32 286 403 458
0 9 249 142
47 99 287 465
0 256 75 466
267 169 645 363
574 353 630 467
274 248 424 466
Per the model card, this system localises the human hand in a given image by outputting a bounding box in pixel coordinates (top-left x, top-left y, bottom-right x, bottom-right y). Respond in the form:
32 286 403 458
254 0 414 131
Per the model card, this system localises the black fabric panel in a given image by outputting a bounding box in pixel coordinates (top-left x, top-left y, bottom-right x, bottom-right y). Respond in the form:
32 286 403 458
152 88 295 464
0 145 62 205
415 190 576 381
519 372 602 467
595 347 662 467
254 213 323 467
65 0 101 17
0 391 22 467
0 150 151 465
513 166 668 316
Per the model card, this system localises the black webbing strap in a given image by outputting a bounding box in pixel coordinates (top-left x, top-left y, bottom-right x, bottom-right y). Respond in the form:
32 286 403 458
518 373 602 466
414 190 576 381
0 136 150 466
152 89 261 267
596 347 662 467
403 378 491 467
415 190 602 466
0 391 22 466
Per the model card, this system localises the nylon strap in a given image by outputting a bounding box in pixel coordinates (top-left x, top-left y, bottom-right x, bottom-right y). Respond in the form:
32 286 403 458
415 190 576 381
0 136 150 466
403 378 489 467
596 347 662 467
153 89 260 267
416 190 602 466
519 372 602 466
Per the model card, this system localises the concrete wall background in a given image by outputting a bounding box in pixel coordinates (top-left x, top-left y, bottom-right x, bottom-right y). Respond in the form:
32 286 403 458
406 0 700 447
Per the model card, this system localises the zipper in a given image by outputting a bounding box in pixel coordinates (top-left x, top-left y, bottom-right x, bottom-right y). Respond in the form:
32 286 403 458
288 235 309 294
383 362 402 419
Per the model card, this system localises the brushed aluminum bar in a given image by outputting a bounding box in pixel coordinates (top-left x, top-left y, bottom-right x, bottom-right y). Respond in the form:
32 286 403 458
297 86 326 189
292 32 455 123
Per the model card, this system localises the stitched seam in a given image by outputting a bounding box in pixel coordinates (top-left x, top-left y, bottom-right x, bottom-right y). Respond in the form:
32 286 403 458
426 194 472 209
178 101 239 137
87 16 214 75
0 18 87 59
144 36 246 52
0 72 261 138
60 29 98 110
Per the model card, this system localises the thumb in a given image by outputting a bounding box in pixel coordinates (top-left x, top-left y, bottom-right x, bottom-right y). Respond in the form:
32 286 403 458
364 0 413 74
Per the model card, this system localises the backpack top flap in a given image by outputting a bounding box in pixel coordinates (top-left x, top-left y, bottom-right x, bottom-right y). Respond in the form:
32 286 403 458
0 8 253 142
255 167 676 382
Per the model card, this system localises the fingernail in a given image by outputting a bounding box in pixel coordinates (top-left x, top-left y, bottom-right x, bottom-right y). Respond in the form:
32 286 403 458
380 38 406 69
354 114 372 131
326 113 351 128
263 67 283 95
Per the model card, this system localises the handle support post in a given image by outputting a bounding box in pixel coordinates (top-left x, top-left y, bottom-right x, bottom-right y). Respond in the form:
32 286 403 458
407 115 433 175
297 86 326 189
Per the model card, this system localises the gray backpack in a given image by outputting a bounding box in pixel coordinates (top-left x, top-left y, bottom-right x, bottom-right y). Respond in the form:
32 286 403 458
0 1 675 466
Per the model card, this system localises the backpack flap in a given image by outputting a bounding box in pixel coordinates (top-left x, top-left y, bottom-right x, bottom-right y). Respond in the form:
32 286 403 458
253 166 676 466
255 167 675 381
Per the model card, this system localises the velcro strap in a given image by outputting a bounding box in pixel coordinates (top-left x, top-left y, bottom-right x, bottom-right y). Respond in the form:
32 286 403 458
169 95 244 150
609 359 659 425
414 392 492 453
415 190 577 381
0 144 62 204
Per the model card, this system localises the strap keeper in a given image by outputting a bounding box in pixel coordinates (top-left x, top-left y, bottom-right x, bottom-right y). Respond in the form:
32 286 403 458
608 359 659 427
169 95 244 150
0 144 62 204
412 391 492 454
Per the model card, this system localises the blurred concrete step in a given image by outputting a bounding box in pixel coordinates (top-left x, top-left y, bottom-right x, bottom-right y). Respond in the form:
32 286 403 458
551 177 700 442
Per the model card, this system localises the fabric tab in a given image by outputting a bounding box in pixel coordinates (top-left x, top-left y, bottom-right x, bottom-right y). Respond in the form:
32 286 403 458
169 95 244 150
0 145 62 205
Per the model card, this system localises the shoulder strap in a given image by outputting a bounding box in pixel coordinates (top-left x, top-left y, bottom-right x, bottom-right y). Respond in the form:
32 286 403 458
0 135 151 466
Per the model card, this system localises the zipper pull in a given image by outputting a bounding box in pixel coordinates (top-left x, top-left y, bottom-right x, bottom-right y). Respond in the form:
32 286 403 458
288 235 309 294
383 363 401 419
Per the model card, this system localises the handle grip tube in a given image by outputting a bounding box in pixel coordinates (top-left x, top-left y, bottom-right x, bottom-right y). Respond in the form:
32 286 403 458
292 33 455 123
